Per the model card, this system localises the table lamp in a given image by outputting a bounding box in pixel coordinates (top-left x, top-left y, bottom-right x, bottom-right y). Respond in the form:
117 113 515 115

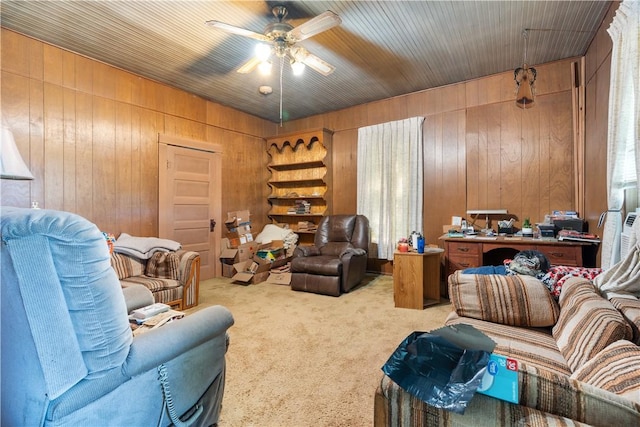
1 126 34 180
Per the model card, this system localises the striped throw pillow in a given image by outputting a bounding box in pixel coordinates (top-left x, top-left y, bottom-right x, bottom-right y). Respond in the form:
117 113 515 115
570 340 640 401
448 272 560 327
110 252 145 280
610 296 640 345
552 279 632 372
145 251 180 280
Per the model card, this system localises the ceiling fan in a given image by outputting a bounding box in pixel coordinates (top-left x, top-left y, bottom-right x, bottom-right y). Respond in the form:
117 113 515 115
205 5 341 76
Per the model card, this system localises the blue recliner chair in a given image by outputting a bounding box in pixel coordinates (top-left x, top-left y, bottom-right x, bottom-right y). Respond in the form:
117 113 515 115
1 207 234 426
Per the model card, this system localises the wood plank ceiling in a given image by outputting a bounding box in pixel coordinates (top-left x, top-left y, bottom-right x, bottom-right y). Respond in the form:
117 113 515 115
1 1 612 123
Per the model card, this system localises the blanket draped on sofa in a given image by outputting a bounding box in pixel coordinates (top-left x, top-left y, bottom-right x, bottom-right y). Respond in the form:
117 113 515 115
595 216 640 298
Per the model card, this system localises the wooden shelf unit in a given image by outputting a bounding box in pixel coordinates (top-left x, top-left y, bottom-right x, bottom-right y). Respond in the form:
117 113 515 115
267 129 333 243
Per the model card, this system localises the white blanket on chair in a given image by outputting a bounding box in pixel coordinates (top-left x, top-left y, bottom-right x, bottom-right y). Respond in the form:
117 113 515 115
114 233 181 259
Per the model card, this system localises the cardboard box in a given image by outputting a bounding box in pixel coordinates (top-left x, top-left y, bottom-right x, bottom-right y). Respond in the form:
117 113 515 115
236 242 259 261
254 240 291 267
220 238 261 278
256 244 284 262
272 256 291 269
232 255 272 285
226 223 253 235
265 272 291 285
257 239 284 249
222 238 259 258
221 237 291 282
225 210 251 229
221 263 235 278
220 243 237 260
232 270 270 285
226 232 254 247
220 243 238 278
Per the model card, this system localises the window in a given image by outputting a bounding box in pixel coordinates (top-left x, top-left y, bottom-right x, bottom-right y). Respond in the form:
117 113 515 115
357 117 424 260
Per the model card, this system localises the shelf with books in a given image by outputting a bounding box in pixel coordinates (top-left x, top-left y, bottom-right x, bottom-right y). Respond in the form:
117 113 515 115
266 129 333 237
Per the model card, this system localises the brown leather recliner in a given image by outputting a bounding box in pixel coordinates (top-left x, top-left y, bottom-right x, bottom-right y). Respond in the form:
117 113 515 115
290 215 370 296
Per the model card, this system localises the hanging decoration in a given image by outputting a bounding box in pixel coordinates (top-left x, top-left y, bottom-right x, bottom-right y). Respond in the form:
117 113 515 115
514 29 537 109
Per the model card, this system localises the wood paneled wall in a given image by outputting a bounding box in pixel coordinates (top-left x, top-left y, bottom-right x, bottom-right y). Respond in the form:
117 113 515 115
584 2 616 247
280 58 583 252
2 7 615 271
1 28 276 237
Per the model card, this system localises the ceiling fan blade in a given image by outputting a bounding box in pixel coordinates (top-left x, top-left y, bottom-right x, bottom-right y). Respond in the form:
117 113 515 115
300 50 335 76
287 11 341 42
205 20 269 41
237 56 262 74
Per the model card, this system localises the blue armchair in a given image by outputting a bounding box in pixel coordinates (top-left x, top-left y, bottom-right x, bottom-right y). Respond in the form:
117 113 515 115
1 207 234 426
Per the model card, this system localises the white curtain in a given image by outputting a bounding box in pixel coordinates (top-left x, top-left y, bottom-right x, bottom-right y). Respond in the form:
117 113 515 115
600 0 640 269
357 117 424 260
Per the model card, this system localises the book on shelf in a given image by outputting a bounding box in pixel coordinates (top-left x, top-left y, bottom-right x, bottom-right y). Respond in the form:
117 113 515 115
296 220 317 232
287 200 311 215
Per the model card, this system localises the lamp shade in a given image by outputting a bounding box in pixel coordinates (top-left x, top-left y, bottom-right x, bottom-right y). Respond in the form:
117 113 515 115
1 126 34 180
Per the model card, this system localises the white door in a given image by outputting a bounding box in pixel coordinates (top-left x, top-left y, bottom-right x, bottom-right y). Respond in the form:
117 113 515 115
158 135 222 280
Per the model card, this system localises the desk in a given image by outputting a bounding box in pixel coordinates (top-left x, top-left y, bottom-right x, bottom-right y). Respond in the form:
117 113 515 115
393 248 444 309
440 235 596 277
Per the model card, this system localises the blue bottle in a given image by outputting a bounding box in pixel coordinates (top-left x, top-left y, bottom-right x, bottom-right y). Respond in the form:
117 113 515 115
417 237 425 253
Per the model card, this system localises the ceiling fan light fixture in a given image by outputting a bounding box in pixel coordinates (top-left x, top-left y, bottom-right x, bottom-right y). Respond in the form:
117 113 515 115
207 6 340 79
258 60 272 76
290 60 305 76
273 40 288 58
255 43 271 62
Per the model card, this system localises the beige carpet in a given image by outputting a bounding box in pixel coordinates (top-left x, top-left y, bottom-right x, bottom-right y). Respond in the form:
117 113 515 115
188 274 451 427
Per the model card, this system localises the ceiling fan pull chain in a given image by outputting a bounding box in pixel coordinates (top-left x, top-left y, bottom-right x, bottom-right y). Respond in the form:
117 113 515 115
280 55 284 127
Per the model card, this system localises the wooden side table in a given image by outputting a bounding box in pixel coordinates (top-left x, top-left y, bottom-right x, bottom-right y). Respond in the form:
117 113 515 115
393 248 444 309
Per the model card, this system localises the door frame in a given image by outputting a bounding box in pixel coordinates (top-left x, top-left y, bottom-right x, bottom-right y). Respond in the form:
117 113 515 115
158 133 223 278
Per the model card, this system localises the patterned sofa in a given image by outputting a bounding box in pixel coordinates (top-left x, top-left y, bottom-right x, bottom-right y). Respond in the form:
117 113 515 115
375 272 640 426
110 250 200 310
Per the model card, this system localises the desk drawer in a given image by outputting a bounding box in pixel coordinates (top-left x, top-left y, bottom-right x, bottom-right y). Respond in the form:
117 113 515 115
537 245 580 267
446 241 482 276
447 241 481 256
448 256 481 272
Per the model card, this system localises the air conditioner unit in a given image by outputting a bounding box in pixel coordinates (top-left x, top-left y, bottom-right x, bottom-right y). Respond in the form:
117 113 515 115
620 211 638 259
